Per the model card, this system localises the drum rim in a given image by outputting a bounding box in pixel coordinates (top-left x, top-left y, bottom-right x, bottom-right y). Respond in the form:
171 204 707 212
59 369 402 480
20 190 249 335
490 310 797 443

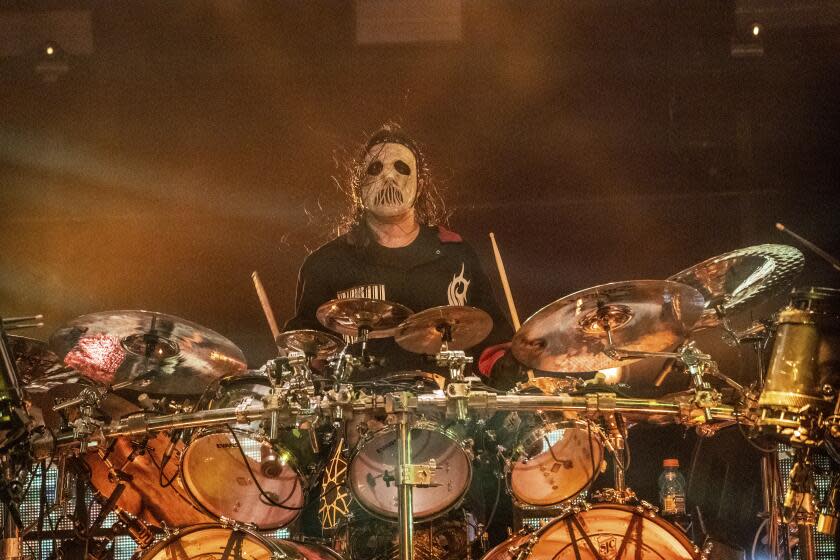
507 419 605 509
528 503 700 559
130 522 344 559
179 426 306 530
346 419 474 522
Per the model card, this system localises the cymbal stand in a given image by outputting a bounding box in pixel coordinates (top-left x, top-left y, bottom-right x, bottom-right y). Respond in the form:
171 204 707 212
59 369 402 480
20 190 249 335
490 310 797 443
434 323 474 422
597 412 635 504
385 391 437 560
1 317 41 560
785 448 818 560
604 334 723 422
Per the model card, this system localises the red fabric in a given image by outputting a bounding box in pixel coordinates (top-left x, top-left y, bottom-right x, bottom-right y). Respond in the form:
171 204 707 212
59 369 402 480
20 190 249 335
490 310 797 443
436 225 463 243
478 342 511 376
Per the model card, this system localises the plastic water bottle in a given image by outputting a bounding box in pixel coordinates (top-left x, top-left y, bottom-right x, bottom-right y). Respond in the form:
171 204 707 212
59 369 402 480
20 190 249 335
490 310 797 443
658 458 687 517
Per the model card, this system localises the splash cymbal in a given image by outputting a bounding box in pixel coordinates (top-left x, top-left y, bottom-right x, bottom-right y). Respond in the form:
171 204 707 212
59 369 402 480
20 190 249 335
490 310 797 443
316 298 413 338
668 244 804 329
275 329 345 360
50 310 247 395
511 280 705 373
395 305 493 354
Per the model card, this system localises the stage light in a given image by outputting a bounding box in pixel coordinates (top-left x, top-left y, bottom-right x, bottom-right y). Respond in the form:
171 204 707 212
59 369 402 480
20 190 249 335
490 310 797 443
752 23 762 37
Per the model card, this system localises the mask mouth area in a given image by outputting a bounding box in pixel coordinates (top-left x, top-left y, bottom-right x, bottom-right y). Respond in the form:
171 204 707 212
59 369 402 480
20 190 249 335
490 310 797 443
374 184 405 207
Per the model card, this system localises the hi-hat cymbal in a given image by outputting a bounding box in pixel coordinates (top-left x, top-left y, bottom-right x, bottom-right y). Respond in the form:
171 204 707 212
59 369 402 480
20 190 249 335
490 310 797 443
511 280 705 373
275 329 345 360
668 244 804 329
316 298 413 338
395 305 493 354
50 310 247 395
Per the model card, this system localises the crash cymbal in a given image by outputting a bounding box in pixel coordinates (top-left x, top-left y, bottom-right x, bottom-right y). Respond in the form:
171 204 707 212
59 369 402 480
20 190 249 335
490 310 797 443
511 280 705 373
275 329 345 359
6 335 69 388
668 244 804 329
395 305 493 354
50 310 247 395
316 298 413 338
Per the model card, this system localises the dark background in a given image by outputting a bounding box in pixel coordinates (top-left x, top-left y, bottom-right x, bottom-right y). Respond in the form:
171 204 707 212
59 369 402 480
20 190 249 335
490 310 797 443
1 0 839 553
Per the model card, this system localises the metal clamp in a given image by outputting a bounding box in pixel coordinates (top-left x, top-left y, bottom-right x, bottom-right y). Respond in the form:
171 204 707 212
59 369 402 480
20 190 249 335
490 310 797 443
398 460 437 487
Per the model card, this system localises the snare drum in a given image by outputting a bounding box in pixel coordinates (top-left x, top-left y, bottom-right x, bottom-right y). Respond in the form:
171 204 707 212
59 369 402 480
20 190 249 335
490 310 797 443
481 504 699 560
345 371 473 521
133 523 342 560
180 375 323 530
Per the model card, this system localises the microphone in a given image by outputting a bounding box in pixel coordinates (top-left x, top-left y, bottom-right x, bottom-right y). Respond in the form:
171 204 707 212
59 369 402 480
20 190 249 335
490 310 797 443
159 429 183 470
260 441 282 478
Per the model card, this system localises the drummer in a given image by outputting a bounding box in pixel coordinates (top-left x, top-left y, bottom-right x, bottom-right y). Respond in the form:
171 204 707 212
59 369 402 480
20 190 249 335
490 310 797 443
284 123 524 389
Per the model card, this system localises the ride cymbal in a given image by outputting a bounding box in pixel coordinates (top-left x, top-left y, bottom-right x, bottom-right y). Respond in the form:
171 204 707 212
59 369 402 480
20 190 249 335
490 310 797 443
50 310 247 395
395 305 493 354
668 244 804 329
512 280 705 373
316 298 413 338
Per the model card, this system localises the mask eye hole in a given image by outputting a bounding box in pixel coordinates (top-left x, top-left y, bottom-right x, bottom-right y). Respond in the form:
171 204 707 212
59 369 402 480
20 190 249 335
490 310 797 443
366 161 383 176
394 160 411 176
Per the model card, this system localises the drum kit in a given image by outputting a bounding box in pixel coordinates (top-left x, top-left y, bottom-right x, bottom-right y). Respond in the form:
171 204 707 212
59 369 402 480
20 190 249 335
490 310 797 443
1 242 838 560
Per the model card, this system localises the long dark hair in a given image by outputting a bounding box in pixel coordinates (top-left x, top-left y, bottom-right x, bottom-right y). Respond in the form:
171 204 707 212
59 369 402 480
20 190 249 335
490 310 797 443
338 123 447 246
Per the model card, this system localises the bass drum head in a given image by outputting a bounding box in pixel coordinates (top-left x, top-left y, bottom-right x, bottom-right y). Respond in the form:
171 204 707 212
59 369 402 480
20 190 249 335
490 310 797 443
510 422 603 507
482 505 698 560
181 429 305 529
84 432 212 528
347 423 471 520
134 524 343 559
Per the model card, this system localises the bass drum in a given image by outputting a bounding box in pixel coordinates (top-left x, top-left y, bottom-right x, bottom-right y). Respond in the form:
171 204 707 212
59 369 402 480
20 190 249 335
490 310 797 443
180 375 323 530
133 524 343 559
481 504 698 560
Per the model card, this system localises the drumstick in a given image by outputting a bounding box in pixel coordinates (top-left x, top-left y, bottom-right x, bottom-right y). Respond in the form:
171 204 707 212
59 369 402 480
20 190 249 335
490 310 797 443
251 271 281 342
489 233 522 330
489 232 534 382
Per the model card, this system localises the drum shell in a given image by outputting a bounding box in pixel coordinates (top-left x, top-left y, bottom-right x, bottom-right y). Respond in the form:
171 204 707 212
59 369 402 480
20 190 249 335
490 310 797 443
506 418 604 509
347 418 473 522
132 523 343 559
480 504 699 560
492 409 603 509
180 375 324 530
83 427 213 529
760 288 840 411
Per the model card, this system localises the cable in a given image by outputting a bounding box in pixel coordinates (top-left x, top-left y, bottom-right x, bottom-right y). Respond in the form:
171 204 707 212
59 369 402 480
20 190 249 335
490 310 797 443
751 517 769 560
226 426 304 511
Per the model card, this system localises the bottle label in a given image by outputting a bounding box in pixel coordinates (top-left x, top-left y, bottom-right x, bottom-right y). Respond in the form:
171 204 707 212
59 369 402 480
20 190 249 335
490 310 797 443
663 495 686 515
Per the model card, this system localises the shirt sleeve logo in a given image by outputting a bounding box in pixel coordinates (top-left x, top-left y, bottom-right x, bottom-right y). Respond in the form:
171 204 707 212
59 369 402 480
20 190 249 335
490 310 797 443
447 263 470 306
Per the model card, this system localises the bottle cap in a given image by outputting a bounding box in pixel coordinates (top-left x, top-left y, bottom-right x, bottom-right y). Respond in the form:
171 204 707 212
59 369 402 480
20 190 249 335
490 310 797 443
663 458 679 468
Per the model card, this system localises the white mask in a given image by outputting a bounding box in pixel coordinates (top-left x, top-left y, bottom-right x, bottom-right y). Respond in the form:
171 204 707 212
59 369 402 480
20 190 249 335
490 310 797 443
360 143 417 219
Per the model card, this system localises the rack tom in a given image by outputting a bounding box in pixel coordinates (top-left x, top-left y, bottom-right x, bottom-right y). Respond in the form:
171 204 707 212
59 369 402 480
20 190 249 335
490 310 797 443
180 374 324 530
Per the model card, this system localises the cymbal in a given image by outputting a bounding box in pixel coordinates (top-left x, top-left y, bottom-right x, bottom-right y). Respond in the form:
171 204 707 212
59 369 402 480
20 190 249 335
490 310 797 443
316 298 413 338
668 244 804 329
50 310 247 395
395 305 493 354
6 335 69 389
511 280 705 373
275 329 344 359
